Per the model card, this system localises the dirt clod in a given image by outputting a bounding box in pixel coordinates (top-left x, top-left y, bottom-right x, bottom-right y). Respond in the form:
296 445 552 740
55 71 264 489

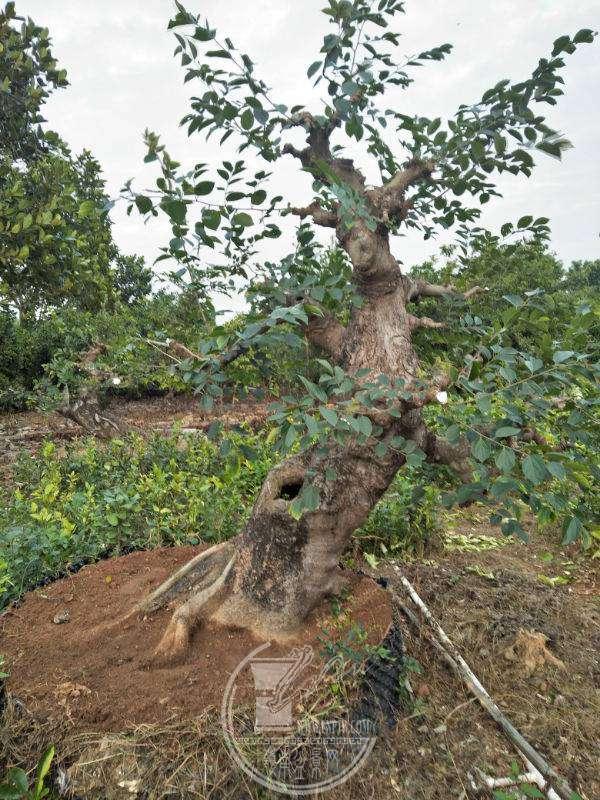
503 628 566 676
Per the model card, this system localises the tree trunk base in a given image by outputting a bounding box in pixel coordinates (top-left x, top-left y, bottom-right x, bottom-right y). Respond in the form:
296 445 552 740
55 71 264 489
122 539 353 667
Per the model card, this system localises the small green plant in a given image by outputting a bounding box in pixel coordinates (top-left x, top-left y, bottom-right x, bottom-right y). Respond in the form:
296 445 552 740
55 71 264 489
319 619 392 665
398 655 425 716
355 471 440 558
0 654 9 679
0 746 55 800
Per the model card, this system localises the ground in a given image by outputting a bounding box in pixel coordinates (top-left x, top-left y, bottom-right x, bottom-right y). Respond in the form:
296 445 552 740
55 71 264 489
1 397 599 799
0 547 390 730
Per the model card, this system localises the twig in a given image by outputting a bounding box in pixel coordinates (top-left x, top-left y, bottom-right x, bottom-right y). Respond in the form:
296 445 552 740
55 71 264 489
393 570 576 800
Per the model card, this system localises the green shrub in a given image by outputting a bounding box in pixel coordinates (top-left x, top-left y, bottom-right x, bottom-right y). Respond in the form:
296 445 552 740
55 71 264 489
0 294 216 411
355 469 441 558
0 310 68 410
0 428 272 608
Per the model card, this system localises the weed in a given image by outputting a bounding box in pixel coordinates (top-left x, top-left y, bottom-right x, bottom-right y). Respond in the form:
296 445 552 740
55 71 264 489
355 474 440 557
0 746 54 800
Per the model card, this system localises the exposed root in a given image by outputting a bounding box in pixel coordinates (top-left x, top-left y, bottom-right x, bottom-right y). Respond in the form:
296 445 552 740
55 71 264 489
85 542 236 645
137 540 234 615
151 552 237 666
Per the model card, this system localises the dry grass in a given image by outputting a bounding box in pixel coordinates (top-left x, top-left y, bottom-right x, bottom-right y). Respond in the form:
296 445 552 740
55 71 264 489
2 696 408 800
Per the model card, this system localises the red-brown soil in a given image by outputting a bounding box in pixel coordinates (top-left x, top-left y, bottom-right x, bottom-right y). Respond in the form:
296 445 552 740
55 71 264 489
0 546 391 732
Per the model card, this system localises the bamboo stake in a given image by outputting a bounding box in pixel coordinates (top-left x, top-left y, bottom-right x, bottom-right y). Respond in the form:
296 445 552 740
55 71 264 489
393 571 577 800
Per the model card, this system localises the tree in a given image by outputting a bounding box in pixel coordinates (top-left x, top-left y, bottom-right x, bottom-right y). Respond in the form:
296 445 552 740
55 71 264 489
0 1 67 161
123 1 597 664
564 259 600 294
0 142 116 317
0 2 126 318
406 241 571 354
112 254 152 305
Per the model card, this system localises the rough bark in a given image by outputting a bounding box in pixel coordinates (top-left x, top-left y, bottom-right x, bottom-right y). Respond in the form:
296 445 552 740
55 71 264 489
134 112 477 665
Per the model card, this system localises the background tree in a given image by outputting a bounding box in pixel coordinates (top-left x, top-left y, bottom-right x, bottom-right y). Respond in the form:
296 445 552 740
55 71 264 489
0 1 67 161
564 258 600 294
112 254 153 305
0 2 141 320
0 142 117 318
118 1 596 665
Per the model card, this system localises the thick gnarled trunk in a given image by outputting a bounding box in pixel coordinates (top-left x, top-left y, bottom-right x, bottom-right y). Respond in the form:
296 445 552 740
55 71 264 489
144 293 430 663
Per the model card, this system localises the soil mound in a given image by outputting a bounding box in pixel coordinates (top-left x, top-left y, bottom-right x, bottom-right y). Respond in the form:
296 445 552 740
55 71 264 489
0 546 391 732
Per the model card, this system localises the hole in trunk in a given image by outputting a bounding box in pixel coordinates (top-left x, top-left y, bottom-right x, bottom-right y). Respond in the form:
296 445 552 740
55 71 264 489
279 481 303 501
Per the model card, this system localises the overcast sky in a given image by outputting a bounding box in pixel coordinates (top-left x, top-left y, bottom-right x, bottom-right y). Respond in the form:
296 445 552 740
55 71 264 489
19 0 600 310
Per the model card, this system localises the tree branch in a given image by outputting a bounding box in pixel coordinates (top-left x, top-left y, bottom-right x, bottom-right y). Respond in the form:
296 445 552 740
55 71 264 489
382 158 436 195
423 432 473 484
369 158 435 223
289 201 339 228
282 111 366 192
407 314 446 331
165 298 346 369
408 280 485 302
305 309 345 361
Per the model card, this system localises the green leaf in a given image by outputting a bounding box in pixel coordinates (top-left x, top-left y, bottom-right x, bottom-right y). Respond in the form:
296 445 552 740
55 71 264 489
250 189 267 205
78 199 96 218
4 768 28 793
552 35 572 56
240 109 254 130
202 209 221 230
573 28 595 44
503 293 524 308
517 215 533 229
0 785 25 800
299 376 327 403
206 49 232 59
472 437 492 462
356 415 373 437
162 199 187 224
562 516 582 545
520 785 545 798
547 461 566 481
476 394 491 414
300 484 320 512
307 60 322 78
407 451 425 467
552 350 575 364
194 181 214 195
494 134 507 154
523 356 543 374
522 454 547 485
33 746 54 799
284 425 297 449
232 212 253 227
374 442 388 458
135 195 153 214
304 414 320 437
495 448 516 473
319 406 339 427
288 497 303 520
445 425 461 444
495 426 521 438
